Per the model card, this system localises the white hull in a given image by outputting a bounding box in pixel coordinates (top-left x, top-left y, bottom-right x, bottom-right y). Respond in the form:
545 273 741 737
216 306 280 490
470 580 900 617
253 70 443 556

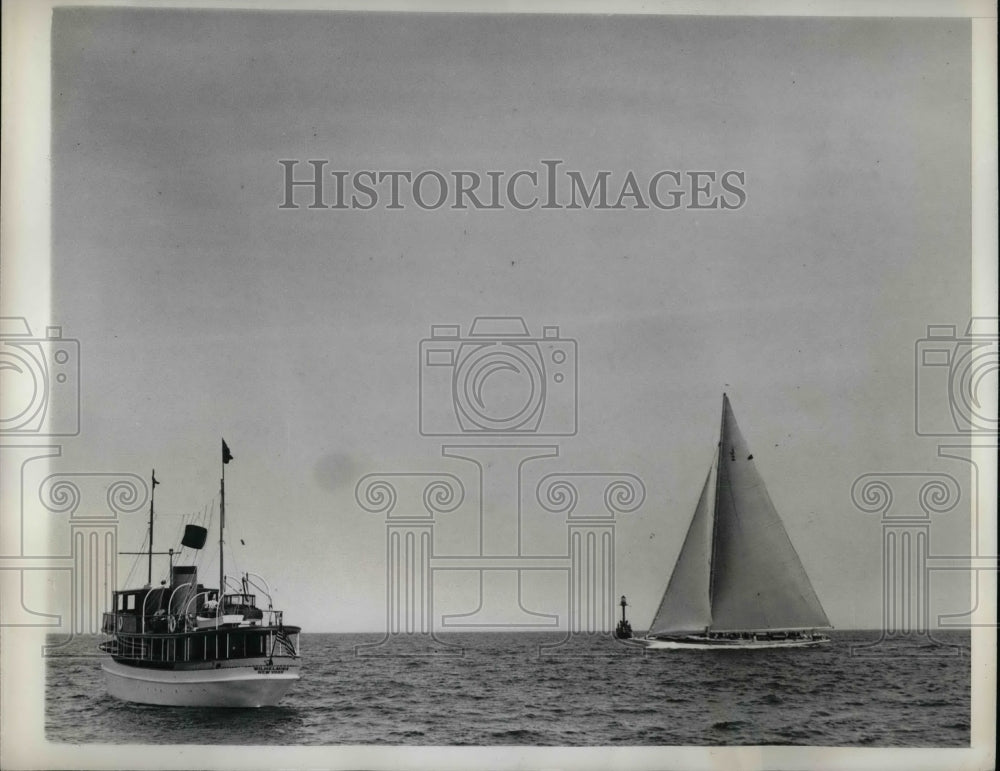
625 636 831 650
102 658 300 707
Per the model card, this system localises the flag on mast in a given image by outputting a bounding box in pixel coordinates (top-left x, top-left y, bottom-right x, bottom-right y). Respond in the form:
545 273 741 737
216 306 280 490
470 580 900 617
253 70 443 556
222 439 234 465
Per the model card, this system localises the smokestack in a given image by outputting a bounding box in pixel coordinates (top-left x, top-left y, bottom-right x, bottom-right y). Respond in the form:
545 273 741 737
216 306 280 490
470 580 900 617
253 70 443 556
170 565 198 616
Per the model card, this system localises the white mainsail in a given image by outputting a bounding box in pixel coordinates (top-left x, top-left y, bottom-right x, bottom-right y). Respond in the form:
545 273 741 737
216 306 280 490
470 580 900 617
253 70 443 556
648 394 830 637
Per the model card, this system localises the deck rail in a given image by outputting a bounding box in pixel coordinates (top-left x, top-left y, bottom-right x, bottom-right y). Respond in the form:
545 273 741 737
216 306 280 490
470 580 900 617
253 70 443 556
100 613 300 664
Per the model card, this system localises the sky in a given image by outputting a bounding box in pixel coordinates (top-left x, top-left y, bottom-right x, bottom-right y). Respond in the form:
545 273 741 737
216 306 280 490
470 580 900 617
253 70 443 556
31 9 977 632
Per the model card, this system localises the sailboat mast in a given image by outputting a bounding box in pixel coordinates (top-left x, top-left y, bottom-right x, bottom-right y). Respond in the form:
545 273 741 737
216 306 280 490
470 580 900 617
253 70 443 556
706 393 727 615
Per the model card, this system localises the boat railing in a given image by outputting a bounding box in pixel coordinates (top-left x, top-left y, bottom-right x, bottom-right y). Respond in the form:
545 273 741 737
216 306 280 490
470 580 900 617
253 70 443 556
244 572 274 609
105 602 286 637
223 570 283 623
167 581 194 611
166 581 194 630
139 587 157 634
101 620 301 664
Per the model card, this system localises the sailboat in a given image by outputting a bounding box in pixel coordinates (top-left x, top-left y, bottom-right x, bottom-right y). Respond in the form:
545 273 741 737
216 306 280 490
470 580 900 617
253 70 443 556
99 440 302 706
631 394 831 650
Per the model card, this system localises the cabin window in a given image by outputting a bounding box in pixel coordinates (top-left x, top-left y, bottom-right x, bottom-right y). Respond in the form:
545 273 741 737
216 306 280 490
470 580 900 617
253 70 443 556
117 595 124 611
126 594 136 611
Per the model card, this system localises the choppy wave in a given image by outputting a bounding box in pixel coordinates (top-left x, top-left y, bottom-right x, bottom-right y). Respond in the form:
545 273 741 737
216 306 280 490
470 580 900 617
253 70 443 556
45 630 969 746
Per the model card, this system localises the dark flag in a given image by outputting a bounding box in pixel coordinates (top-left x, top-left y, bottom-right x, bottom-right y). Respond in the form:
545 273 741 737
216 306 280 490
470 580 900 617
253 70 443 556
152 471 159 487
222 439 234 465
181 524 208 549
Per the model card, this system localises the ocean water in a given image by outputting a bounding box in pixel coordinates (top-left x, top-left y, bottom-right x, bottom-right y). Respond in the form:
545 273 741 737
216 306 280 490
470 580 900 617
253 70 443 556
46 631 969 746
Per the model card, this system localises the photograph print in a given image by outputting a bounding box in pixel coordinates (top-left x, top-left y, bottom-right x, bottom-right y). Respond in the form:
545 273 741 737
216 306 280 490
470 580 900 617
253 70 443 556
0 1 996 770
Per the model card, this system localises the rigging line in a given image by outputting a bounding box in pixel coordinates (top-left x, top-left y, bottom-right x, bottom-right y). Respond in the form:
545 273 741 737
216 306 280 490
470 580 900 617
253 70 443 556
199 493 216 522
169 512 187 557
199 498 216 572
230 547 241 588
121 527 150 588
191 523 204 571
230 514 250 582
121 545 142 590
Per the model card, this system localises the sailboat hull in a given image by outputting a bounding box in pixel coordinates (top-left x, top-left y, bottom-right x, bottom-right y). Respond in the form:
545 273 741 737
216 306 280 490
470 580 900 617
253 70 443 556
627 635 831 651
102 658 300 707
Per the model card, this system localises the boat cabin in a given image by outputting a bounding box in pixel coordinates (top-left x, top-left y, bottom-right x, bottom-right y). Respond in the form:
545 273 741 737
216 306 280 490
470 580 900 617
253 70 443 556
101 563 299 667
101 565 270 636
102 583 219 635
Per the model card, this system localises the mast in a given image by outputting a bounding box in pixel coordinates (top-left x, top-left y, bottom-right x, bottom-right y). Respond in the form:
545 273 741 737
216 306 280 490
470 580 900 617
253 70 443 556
707 393 726 612
147 469 159 586
121 470 169 588
220 439 234 597
220 463 225 597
